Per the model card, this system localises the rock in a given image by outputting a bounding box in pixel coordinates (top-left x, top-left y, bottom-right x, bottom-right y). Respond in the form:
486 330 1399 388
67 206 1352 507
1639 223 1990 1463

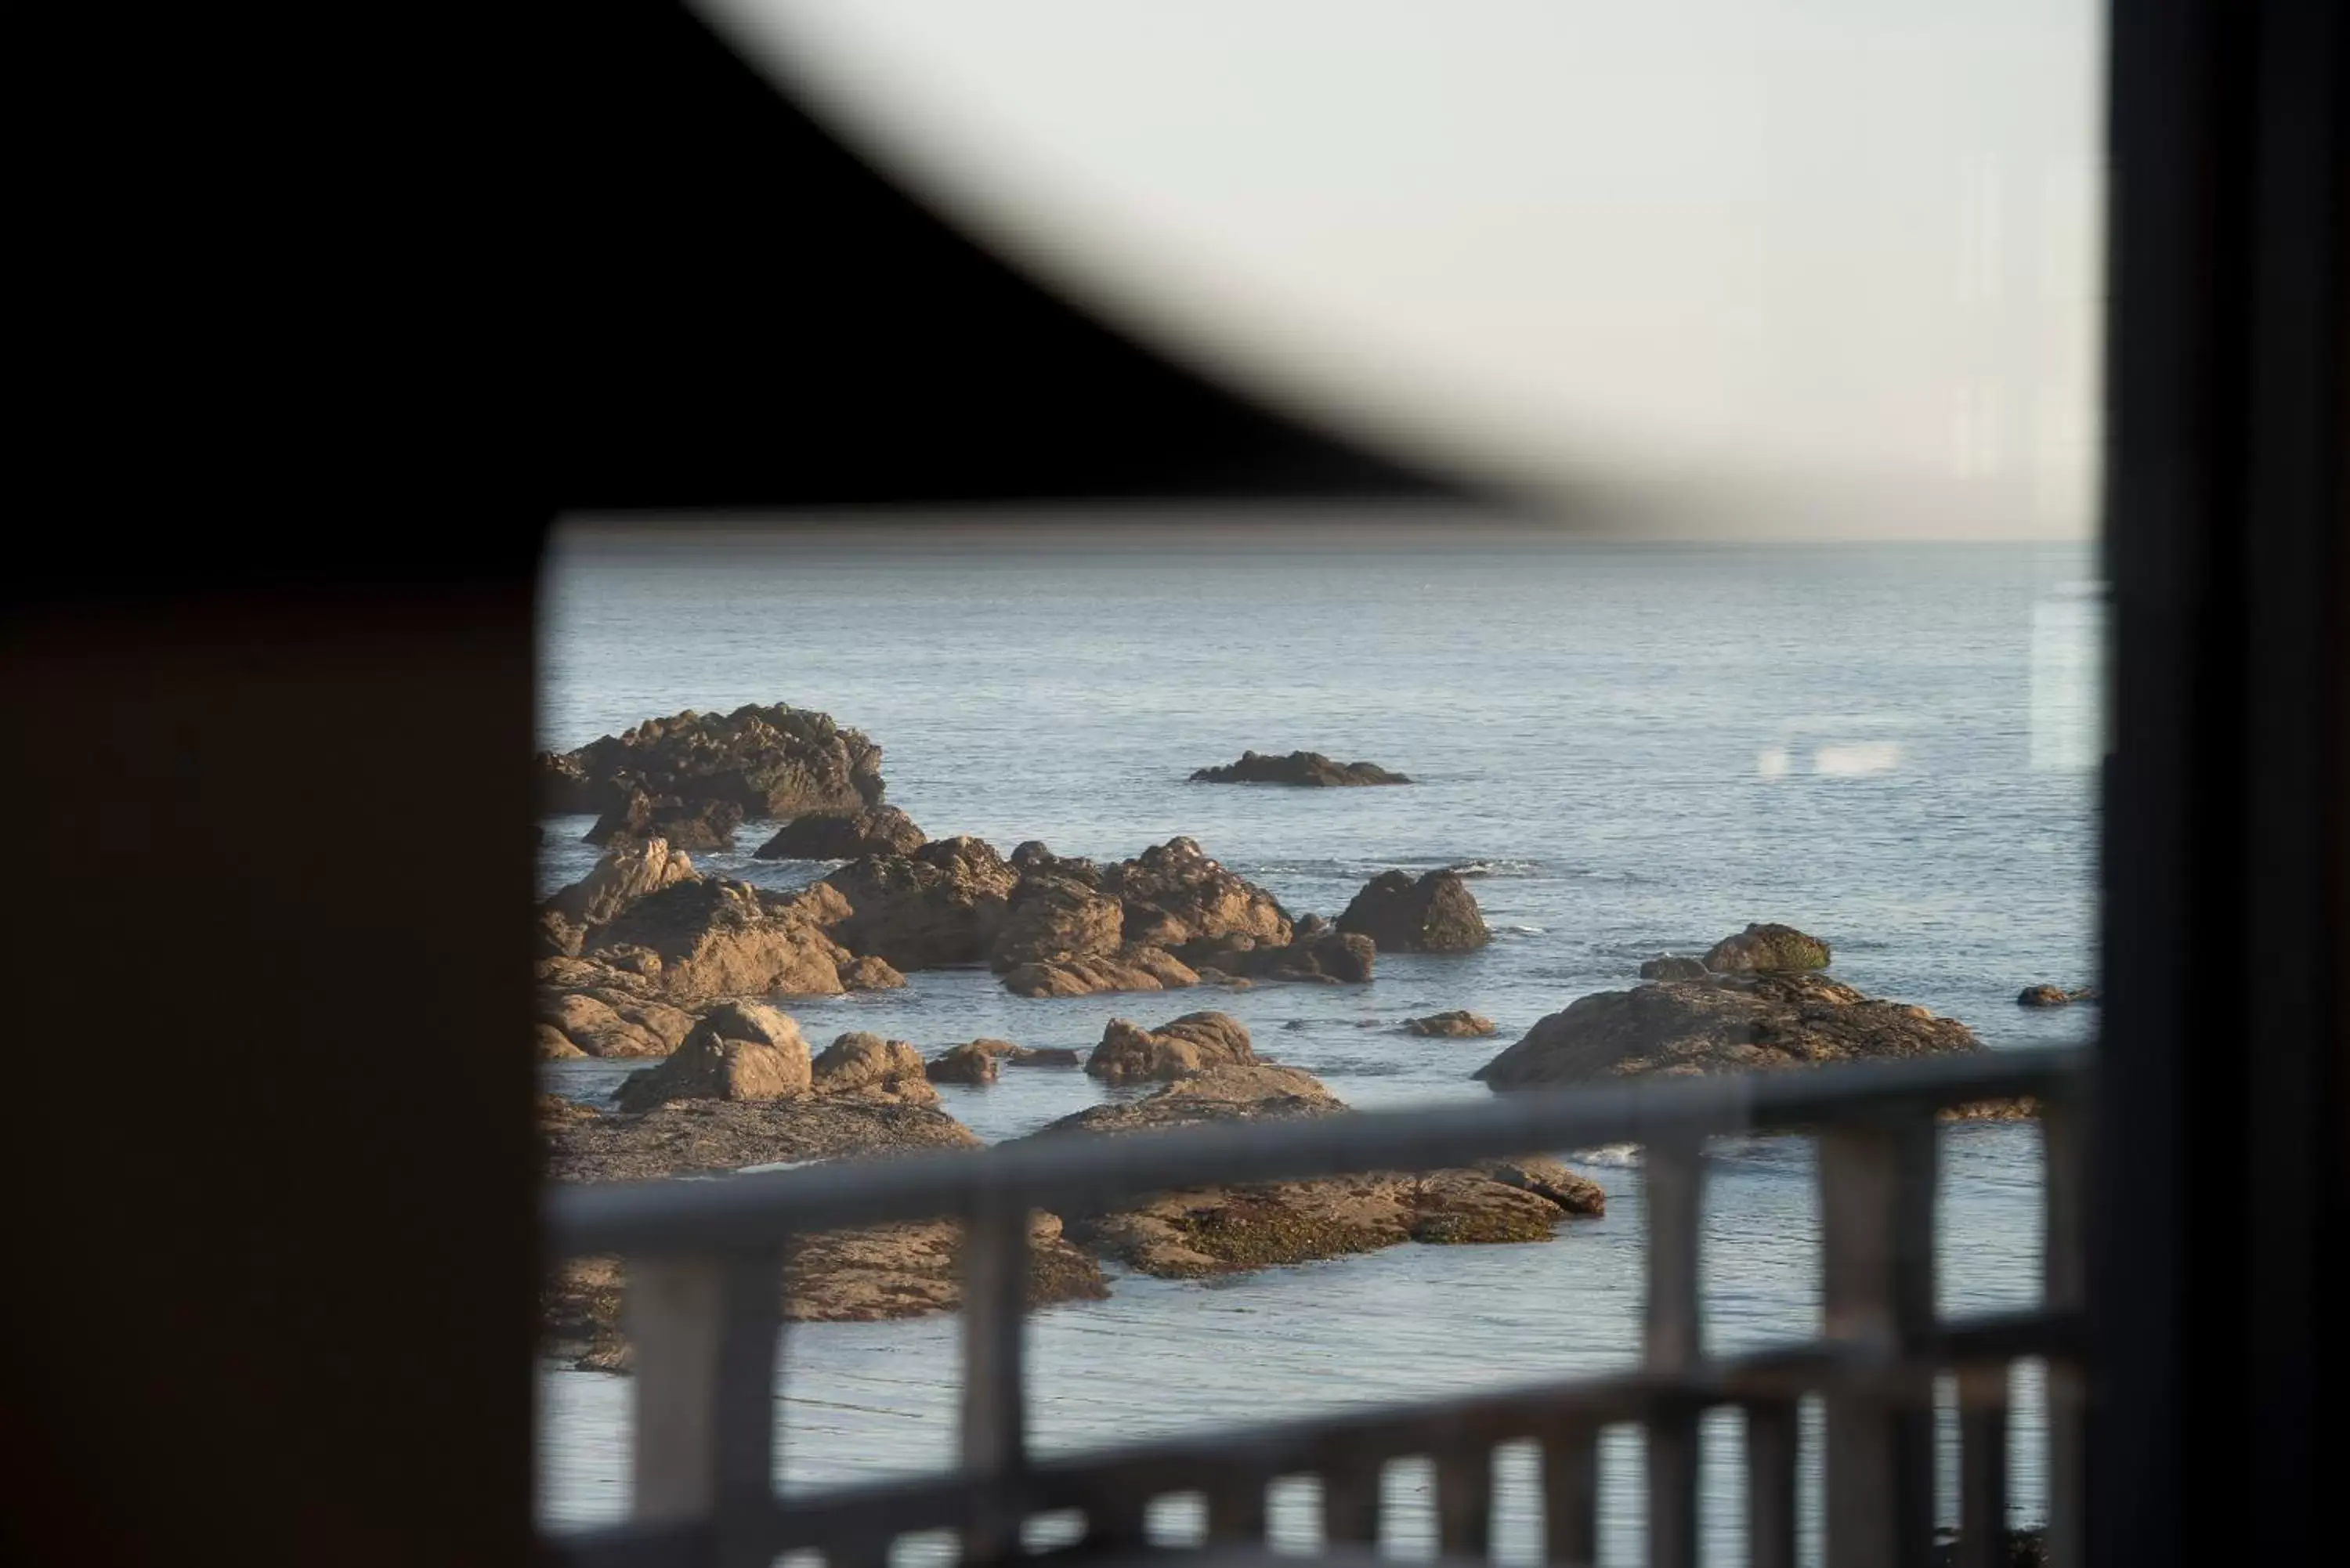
1173 930 1375 985
1084 1010 1256 1084
1473 972 2028 1118
1403 1010 1496 1038
544 838 699 930
1190 750 1412 786
925 1042 1000 1085
821 836 1018 969
1003 945 1201 998
2017 983 2097 1008
586 877 851 1006
545 1209 1107 1367
974 1039 1081 1068
1336 869 1491 952
614 1003 812 1110
584 791 743 851
1008 840 1058 871
811 1032 939 1105
1102 838 1290 949
990 870 1126 970
539 703 886 820
536 909 586 959
537 1024 588 1060
1701 923 1831 974
536 991 695 1058
837 955 906 991
551 1093 978 1183
1024 1064 1601 1277
754 805 925 861
1639 955 1711 981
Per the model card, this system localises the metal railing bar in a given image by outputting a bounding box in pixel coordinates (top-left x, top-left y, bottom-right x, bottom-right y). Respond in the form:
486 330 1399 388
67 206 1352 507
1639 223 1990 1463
1954 1366 2009 1568
710 1246 785 1568
1432 1444 1491 1559
2041 1099 2087 1568
548 1519 707 1568
548 1050 2086 1258
1820 1123 1904 1568
1744 1401 1799 1568
962 1196 1032 1563
549 1310 2077 1566
1643 1134 1704 1568
1538 1423 1599 1568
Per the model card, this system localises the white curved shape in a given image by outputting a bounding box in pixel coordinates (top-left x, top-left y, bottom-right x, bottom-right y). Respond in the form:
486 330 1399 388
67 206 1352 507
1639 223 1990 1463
697 0 2102 537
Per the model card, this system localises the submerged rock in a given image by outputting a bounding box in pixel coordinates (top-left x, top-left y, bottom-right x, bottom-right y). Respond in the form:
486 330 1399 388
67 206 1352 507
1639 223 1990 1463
2017 983 2097 1008
1639 955 1711 981
1174 929 1375 985
836 954 907 991
754 804 925 861
924 1041 1000 1085
1024 1064 1602 1277
536 702 885 819
1403 1010 1496 1038
1084 1010 1257 1085
1701 923 1831 974
1336 869 1491 952
584 791 744 851
1473 972 2028 1118
1190 750 1412 786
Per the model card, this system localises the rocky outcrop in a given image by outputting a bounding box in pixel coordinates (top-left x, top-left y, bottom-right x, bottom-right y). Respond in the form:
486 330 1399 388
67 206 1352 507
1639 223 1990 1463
536 990 696 1059
1084 1010 1256 1085
544 838 699 929
1638 955 1711 981
1190 750 1412 786
973 1039 1081 1068
1103 838 1290 949
2017 984 2098 1008
1701 923 1831 974
991 870 1126 970
1003 945 1201 998
1173 929 1374 984
837 954 906 991
924 1041 1000 1085
1024 1064 1603 1278
547 1089 978 1184
613 1002 812 1111
754 805 925 861
821 836 1018 969
537 1024 588 1060
1336 869 1490 952
810 1033 938 1105
1473 972 2026 1117
1403 1010 1495 1038
537 703 886 819
584 877 853 1006
584 792 743 851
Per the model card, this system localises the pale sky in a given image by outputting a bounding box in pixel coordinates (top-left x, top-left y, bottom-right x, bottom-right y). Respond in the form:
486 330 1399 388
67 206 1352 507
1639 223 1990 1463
704 1 2103 538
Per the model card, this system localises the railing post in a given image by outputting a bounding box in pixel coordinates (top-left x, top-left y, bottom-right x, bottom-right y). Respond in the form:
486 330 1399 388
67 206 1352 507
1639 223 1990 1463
1434 1443 1492 1559
1321 1454 1384 1552
1744 1400 1799 1568
1643 1133 1703 1568
2042 1097 2087 1568
626 1247 785 1568
1204 1469 1268 1545
1541 1422 1600 1568
1955 1365 2009 1568
1819 1118 1937 1568
960 1194 1031 1564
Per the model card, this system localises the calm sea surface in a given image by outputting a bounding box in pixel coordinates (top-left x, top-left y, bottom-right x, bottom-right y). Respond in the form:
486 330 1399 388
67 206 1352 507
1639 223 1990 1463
535 522 2101 1565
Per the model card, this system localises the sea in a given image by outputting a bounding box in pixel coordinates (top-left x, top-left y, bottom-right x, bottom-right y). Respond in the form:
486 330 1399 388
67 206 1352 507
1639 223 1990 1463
534 518 2102 1566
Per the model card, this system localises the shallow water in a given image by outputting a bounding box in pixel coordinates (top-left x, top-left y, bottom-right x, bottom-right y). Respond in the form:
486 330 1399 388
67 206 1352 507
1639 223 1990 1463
535 522 2096 1562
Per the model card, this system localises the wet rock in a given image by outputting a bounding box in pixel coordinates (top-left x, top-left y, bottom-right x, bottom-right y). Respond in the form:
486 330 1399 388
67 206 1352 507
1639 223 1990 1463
1701 922 1831 974
837 955 907 991
1003 945 1201 998
1473 972 2029 1118
974 1039 1081 1068
537 703 886 820
614 1002 813 1111
536 990 696 1059
1174 929 1375 985
821 836 1018 970
1639 955 1711 981
584 791 744 851
1190 750 1412 786
925 1041 1000 1086
537 1024 587 1060
1008 840 1058 871
754 804 925 861
810 1032 938 1104
1085 1010 1257 1085
1403 1010 1496 1038
544 838 699 930
2017 983 2098 1008
585 877 852 1006
1336 869 1491 952
1024 1064 1602 1277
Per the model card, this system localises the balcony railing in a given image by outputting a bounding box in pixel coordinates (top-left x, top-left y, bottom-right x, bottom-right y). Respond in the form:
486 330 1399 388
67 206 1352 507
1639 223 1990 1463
543 1046 2088 1568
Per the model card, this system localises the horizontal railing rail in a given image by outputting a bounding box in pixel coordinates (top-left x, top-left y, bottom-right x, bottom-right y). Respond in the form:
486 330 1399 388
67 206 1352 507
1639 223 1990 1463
542 1046 2091 1568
